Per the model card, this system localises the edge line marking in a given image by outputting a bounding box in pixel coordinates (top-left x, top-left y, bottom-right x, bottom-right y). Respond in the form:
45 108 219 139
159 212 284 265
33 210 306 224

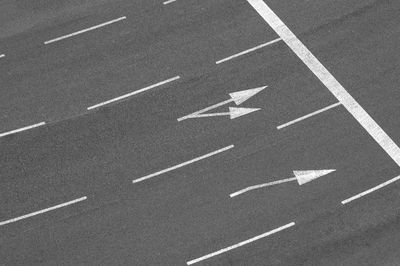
247 0 400 167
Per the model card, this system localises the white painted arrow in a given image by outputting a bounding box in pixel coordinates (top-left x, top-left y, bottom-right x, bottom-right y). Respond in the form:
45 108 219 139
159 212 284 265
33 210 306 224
230 169 336 198
191 107 261 120
177 86 267 121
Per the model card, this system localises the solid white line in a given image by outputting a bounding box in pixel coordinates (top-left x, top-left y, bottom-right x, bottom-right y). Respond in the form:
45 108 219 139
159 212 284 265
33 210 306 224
277 102 341 129
132 145 234 184
186 222 295 265
0 196 87 227
163 0 177 4
342 174 400 205
0 122 46 138
216 38 281 64
230 177 297 198
247 0 400 167
44 16 126 44
87 76 180 110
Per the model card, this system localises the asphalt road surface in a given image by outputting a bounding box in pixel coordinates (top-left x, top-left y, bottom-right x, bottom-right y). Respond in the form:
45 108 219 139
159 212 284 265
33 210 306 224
1 0 400 265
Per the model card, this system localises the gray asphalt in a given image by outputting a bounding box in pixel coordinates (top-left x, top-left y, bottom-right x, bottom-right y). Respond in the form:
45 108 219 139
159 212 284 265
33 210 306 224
0 0 400 265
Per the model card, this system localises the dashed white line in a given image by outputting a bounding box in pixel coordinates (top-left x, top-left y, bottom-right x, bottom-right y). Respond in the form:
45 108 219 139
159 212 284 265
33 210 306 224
186 222 295 265
342 174 400 205
87 76 180 110
163 0 177 4
0 122 46 138
216 38 281 64
277 102 341 130
0 54 5 59
248 0 400 167
44 16 126 45
0 196 87 227
132 145 234 184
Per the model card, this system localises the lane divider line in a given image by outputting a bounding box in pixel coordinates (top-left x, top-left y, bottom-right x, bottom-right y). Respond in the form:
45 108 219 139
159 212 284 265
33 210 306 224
277 102 341 130
44 16 127 45
186 222 295 265
87 76 180 110
0 122 46 138
216 38 282 64
247 0 400 167
163 0 177 4
0 54 5 58
132 145 234 184
0 196 87 227
341 174 400 204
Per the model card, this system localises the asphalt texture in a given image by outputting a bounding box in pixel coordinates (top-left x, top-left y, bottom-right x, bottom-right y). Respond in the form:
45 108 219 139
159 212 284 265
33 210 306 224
0 0 400 265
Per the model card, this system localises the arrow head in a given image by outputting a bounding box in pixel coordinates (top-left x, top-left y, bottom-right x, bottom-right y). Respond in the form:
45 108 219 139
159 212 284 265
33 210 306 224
293 169 336 185
229 107 260 119
229 86 268 105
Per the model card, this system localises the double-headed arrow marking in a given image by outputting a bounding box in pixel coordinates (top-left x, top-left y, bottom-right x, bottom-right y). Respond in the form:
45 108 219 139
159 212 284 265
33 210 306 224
177 86 267 121
230 169 336 198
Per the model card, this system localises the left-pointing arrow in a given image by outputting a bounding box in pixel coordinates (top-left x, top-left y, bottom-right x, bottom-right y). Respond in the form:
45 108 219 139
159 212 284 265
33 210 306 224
230 169 336 198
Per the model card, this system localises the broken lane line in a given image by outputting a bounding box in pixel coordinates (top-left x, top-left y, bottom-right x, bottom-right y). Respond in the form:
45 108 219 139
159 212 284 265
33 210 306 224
0 196 87 227
0 54 5 59
216 38 282 64
163 0 177 4
248 0 400 167
277 102 341 130
44 16 126 45
186 222 295 265
0 122 46 138
87 76 180 110
341 174 400 205
132 145 234 184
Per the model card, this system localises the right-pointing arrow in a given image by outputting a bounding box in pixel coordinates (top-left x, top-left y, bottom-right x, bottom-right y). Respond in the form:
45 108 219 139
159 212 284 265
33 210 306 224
229 107 260 119
229 86 268 105
230 169 336 197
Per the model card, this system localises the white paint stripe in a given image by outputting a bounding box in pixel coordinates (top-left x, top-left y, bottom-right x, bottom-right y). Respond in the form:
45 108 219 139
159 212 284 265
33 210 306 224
216 38 281 64
44 16 126 44
0 54 5 58
186 222 295 265
178 99 233 122
230 177 297 197
132 145 234 184
248 0 400 167
87 76 180 110
0 196 87 226
341 174 400 205
163 0 177 4
0 122 46 138
277 102 341 130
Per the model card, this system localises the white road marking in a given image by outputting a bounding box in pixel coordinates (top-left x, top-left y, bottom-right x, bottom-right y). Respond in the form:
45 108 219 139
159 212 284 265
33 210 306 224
248 0 400 167
0 122 46 138
183 107 260 120
216 38 281 64
87 76 180 110
342 174 400 204
163 0 177 4
0 196 87 227
132 145 234 184
277 102 341 130
230 169 335 197
186 222 295 265
0 54 5 59
178 86 267 121
44 16 126 45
